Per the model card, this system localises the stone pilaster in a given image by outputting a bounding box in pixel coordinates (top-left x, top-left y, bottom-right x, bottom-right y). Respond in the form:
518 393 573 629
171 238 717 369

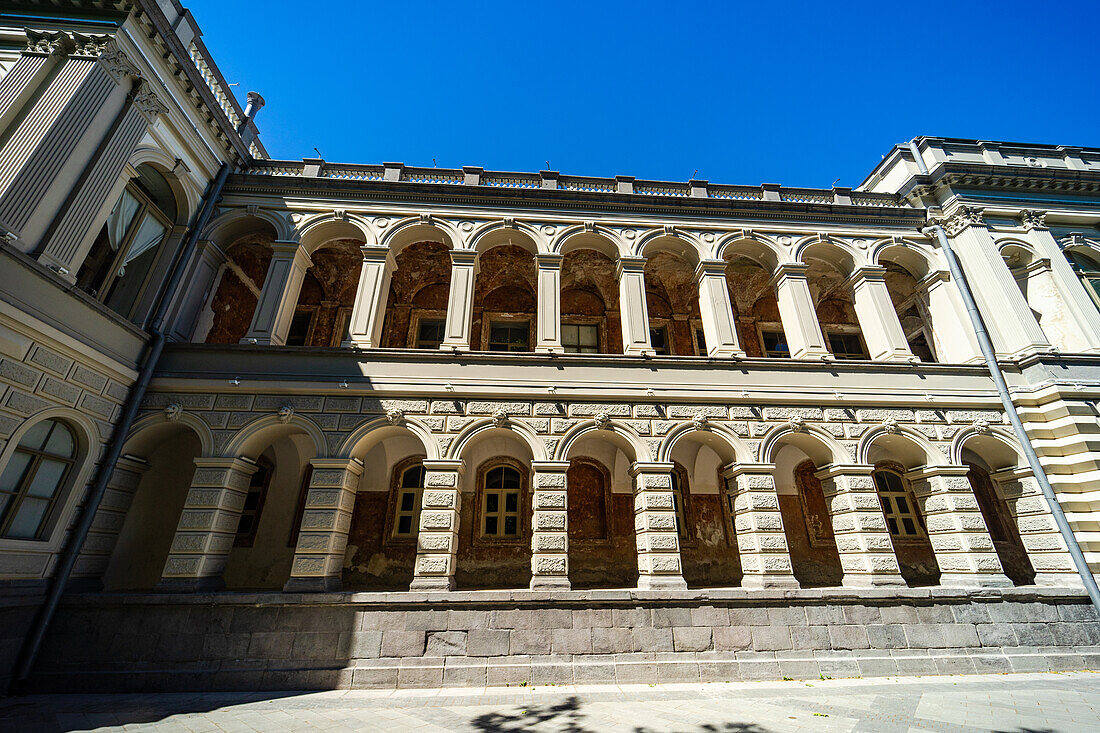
0 31 72 140
409 459 463 590
916 271 982 363
535 254 564 353
441 250 478 350
530 460 570 589
770 263 830 359
344 245 394 348
617 256 654 355
72 455 149 583
905 465 1012 587
1025 217 1100 353
723 464 798 588
241 241 311 345
816 465 906 587
157 457 259 592
847 266 913 362
695 259 745 358
631 462 687 589
284 458 363 592
991 467 1080 586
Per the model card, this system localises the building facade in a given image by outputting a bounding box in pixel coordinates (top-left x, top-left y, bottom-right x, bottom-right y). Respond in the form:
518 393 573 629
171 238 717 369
2 0 1100 692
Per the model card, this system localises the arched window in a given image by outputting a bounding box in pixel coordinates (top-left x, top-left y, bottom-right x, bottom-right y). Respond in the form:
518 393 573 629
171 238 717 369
1067 251 1100 312
76 164 177 320
872 469 925 538
393 463 425 538
481 464 522 538
0 419 76 540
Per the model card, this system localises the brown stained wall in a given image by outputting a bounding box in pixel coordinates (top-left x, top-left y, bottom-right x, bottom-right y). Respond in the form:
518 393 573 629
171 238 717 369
343 491 417 591
382 242 452 348
295 241 361 347
561 249 622 353
455 492 533 590
784 461 844 587
806 260 860 330
967 464 1036 586
681 493 742 588
726 259 781 357
566 460 637 589
644 252 701 355
205 234 272 343
471 245 536 350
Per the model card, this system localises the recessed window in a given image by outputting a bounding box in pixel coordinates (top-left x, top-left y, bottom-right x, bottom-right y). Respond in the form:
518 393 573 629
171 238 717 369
826 331 868 360
562 323 598 354
332 307 353 347
671 468 688 539
694 328 707 356
761 329 790 358
234 458 272 547
873 470 923 538
489 321 530 352
482 465 521 538
416 318 445 349
394 464 425 537
0 419 76 540
285 309 314 346
650 326 670 355
1068 251 1100 312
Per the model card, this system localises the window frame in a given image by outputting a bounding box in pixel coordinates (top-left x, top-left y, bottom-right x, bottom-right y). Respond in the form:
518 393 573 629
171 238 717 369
560 318 603 354
648 321 672 355
823 327 869 360
473 458 528 546
872 466 927 543
233 456 273 548
756 322 790 358
331 307 353 347
1067 249 1100 313
383 457 427 545
284 306 318 346
409 310 448 350
670 461 695 547
0 419 77 541
691 320 708 356
482 314 533 353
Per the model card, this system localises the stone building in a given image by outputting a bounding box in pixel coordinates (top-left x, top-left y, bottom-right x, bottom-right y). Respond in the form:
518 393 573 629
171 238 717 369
2 0 1100 692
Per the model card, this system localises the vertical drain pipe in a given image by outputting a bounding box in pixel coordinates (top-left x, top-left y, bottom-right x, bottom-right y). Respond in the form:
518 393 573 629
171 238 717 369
910 140 1100 612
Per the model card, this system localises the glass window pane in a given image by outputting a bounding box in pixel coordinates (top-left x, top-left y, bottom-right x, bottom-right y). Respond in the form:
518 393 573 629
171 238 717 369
402 466 424 488
504 516 517 536
0 452 33 493
485 516 497 535
417 319 445 348
895 495 910 514
104 213 168 317
43 423 74 458
501 467 520 489
505 491 518 512
887 517 898 535
579 325 597 346
107 190 142 252
400 492 415 512
486 468 502 489
26 459 66 499
486 492 498 513
7 496 50 538
398 515 412 535
20 422 53 452
902 517 917 535
285 311 313 346
561 325 578 345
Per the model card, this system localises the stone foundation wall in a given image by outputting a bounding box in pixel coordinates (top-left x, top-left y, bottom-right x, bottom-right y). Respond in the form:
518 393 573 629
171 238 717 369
30 587 1100 692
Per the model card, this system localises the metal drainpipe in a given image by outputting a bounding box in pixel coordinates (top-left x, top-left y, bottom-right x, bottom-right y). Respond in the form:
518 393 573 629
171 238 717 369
10 162 232 693
911 141 1100 612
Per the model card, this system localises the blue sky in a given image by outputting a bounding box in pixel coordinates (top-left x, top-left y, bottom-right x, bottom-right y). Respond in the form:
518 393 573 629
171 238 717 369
188 0 1099 189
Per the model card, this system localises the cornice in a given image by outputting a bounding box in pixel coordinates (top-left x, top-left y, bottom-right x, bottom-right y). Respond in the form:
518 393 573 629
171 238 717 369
892 163 1100 204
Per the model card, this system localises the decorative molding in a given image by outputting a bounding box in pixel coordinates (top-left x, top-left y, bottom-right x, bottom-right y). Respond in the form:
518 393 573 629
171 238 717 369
787 416 806 433
164 403 183 422
491 409 509 428
593 412 611 430
70 32 113 59
940 206 985 237
24 29 73 56
1020 209 1048 231
386 409 404 425
881 417 900 434
277 405 294 424
132 81 169 123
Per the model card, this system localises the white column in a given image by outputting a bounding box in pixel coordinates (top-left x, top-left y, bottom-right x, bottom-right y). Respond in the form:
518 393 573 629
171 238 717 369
241 241 312 346
344 245 394 348
410 459 463 590
631 462 687 589
917 271 982 364
770 263 830 359
847 265 913 362
723 464 798 588
535 253 564 353
0 32 70 137
440 249 478 351
816 464 906 587
1024 215 1100 353
617 256 653 355
530 460 570 589
285 458 363 592
695 259 745 358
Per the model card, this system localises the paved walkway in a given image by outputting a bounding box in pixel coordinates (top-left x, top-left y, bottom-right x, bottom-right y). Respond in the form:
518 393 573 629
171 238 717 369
2 672 1100 732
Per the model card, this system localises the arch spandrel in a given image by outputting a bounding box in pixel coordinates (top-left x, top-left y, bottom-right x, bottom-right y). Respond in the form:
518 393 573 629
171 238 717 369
446 418 546 462
221 412 327 460
552 224 627 259
857 425 950 470
337 416 439 462
469 220 545 255
555 419 650 463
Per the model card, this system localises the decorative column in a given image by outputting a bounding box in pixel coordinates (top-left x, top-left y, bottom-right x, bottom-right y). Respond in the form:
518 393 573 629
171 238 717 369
770 263 830 359
240 241 312 345
0 34 133 251
535 253 564 353
530 460 570 589
916 271 982 363
284 458 363 592
695 259 745 358
440 250 478 350
938 207 1050 356
723 464 798 588
847 265 913 362
73 455 149 586
617 256 654 355
905 465 1012 587
343 244 394 348
630 462 687 589
157 457 259 592
409 459 463 590
990 467 1080 586
815 464 906 586
1024 212 1100 352
0 31 71 146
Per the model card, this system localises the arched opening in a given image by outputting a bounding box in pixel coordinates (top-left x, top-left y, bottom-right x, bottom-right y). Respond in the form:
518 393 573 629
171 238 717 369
564 432 639 588
473 245 537 352
802 243 869 359
769 437 844 588
75 164 181 323
342 424 430 590
722 242 787 358
560 249 622 354
202 228 275 344
381 241 452 348
1002 243 1073 351
643 238 702 355
103 421 203 590
284 239 362 346
0 418 79 541
456 430 533 589
878 249 937 362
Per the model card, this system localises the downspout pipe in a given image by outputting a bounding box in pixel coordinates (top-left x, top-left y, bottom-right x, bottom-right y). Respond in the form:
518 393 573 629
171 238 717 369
10 162 232 693
917 162 1100 612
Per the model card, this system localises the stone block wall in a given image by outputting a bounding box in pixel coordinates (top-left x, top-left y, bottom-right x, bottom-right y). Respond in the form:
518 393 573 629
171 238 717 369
29 588 1100 692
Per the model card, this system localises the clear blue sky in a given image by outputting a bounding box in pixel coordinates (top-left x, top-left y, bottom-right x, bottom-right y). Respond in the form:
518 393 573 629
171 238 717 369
188 0 1099 189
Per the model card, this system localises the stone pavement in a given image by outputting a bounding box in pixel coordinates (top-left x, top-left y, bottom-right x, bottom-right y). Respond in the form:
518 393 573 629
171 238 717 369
2 671 1100 732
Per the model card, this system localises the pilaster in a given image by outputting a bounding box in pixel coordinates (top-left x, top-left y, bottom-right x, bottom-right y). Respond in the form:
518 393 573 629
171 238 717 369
0 31 72 140
241 241 311 345
916 271 982 363
617 256 654 355
530 460 570 589
409 459 463 590
695 260 745 358
440 250 478 351
344 245 395 348
73 455 149 583
284 458 363 592
990 467 1080 587
770 263 830 359
1023 213 1100 352
846 265 913 362
631 462 687 589
535 253 564 353
723 464 798 588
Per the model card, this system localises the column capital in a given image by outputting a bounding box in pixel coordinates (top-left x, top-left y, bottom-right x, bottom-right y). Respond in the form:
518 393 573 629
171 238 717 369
132 80 169 123
309 457 364 475
843 264 888 289
767 262 810 288
535 252 564 268
693 259 727 281
938 205 986 237
532 460 571 472
616 255 647 276
814 463 875 480
423 459 464 473
630 461 675 476
915 269 952 293
359 244 394 265
449 248 479 270
1020 209 1048 231
193 456 260 473
989 466 1033 483
721 462 776 479
904 464 971 481
24 29 75 57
